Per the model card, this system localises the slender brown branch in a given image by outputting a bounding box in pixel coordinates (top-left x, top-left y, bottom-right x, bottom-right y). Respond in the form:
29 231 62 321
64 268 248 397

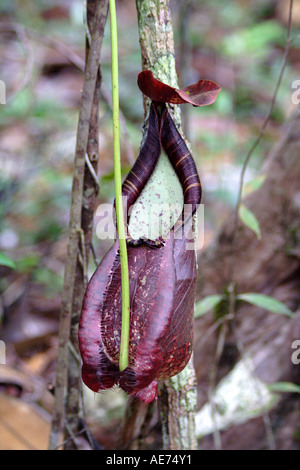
228 287 277 450
116 401 151 450
63 0 109 450
48 0 109 450
0 23 34 102
0 21 134 166
90 242 100 266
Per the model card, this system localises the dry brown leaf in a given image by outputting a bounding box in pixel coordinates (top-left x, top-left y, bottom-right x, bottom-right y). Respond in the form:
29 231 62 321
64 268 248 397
0 365 34 394
0 393 51 450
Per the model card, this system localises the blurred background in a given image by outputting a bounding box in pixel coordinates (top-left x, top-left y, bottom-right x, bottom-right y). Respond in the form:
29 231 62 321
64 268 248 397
0 0 299 450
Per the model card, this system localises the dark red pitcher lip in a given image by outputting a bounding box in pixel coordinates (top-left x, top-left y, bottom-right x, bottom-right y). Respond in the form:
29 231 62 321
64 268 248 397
138 70 221 107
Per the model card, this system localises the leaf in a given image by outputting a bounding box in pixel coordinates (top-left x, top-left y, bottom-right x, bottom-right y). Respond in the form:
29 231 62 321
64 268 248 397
239 204 261 239
243 174 266 197
237 293 294 318
15 254 40 273
0 392 50 450
267 382 300 394
222 20 285 58
194 295 223 318
138 70 221 107
0 253 16 269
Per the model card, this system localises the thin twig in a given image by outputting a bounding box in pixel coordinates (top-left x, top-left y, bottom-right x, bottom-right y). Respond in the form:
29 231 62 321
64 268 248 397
68 340 81 365
48 1 108 450
228 280 276 449
62 0 109 451
54 427 86 450
208 321 228 450
90 242 100 266
222 0 294 450
228 0 294 282
85 153 100 193
78 228 88 289
197 314 234 351
0 21 135 166
0 21 85 71
100 83 135 165
83 0 92 47
230 316 276 449
0 23 35 102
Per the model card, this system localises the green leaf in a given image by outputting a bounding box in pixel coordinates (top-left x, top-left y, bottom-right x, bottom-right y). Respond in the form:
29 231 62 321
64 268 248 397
195 295 223 318
15 254 40 273
243 174 266 197
222 20 285 58
237 293 294 318
0 253 16 269
239 204 261 239
267 382 300 394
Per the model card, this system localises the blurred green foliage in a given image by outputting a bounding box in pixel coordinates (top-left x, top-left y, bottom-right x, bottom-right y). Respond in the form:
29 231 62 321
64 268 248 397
0 0 299 298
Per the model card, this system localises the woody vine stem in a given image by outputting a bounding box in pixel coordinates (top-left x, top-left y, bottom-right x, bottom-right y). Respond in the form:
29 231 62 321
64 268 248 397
109 0 130 371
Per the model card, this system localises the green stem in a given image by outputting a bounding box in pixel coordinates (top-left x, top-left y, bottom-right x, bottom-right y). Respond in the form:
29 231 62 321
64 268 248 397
109 0 130 371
